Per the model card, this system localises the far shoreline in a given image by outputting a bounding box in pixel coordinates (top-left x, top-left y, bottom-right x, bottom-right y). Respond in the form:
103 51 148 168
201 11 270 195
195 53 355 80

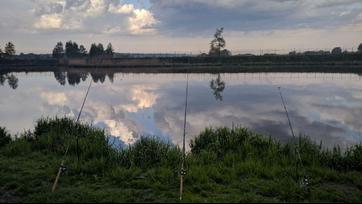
1 63 362 74
1 54 362 74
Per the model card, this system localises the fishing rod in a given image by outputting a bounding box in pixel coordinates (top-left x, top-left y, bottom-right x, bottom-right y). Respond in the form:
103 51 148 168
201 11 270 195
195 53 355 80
51 71 94 193
278 87 308 188
179 73 189 201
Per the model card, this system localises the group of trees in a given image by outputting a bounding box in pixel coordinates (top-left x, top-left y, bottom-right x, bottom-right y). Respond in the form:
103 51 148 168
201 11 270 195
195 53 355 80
52 41 114 59
0 42 16 58
330 44 362 55
53 71 114 86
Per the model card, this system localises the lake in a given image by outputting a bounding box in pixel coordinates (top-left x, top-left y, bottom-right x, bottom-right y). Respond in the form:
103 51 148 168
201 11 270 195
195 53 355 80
1 71 362 149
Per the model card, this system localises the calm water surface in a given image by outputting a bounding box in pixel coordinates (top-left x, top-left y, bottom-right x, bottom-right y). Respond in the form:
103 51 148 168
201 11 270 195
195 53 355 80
1 71 362 149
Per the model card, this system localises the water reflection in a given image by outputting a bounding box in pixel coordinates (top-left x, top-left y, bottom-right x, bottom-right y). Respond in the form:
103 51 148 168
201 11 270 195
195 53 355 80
0 72 18 89
0 72 362 149
210 73 226 101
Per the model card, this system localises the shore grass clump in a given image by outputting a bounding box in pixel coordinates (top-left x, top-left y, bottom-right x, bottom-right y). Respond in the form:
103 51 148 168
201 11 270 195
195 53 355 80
119 137 181 169
0 127 11 148
190 127 285 161
190 127 362 172
1 120 362 202
319 145 362 171
32 117 116 162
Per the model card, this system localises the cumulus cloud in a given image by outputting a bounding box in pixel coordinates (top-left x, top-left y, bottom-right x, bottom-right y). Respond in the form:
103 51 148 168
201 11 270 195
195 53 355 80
40 92 68 105
109 3 134 14
30 0 158 34
128 9 158 34
119 85 159 112
34 13 63 29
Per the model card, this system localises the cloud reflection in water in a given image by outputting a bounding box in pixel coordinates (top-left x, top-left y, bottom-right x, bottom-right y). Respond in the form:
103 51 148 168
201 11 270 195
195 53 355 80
0 72 361 149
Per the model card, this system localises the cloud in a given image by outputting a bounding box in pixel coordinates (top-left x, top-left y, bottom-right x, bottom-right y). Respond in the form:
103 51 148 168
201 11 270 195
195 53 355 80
128 9 158 34
40 91 68 105
109 3 134 14
30 0 158 34
34 13 63 29
119 84 159 112
150 0 362 34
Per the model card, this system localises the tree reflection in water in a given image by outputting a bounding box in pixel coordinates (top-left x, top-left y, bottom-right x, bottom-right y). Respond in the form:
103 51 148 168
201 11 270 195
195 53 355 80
52 71 114 86
210 73 226 101
0 72 18 89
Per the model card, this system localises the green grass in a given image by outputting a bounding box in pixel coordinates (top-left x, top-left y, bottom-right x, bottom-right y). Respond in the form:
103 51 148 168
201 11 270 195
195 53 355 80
0 118 361 202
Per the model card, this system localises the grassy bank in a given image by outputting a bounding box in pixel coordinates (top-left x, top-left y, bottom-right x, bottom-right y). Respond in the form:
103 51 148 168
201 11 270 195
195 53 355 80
0 118 361 202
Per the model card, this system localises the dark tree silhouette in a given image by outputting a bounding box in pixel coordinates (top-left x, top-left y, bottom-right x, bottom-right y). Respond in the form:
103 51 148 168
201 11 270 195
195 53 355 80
7 74 18 89
65 41 81 58
0 73 6 85
97 43 104 55
358 43 362 53
52 42 65 59
67 72 81 86
89 43 105 57
80 72 88 81
0 73 19 89
209 28 231 56
54 71 66 85
331 47 342 55
105 43 114 56
107 72 114 83
79 45 87 56
210 74 226 101
91 72 106 83
5 42 15 56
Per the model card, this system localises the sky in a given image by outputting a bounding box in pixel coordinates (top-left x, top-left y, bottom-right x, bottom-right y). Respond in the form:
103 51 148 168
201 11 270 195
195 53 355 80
0 0 361 54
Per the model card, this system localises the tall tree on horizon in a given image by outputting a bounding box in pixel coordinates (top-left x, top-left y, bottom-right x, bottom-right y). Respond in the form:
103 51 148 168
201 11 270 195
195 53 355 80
209 28 231 56
5 42 15 56
97 43 104 55
52 42 65 59
331 47 342 55
358 43 362 53
65 41 81 58
79 45 87 57
105 43 114 56
89 43 105 57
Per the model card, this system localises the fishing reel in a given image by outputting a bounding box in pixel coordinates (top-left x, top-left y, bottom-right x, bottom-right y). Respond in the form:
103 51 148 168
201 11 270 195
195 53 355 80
180 168 187 176
299 176 311 192
60 164 67 174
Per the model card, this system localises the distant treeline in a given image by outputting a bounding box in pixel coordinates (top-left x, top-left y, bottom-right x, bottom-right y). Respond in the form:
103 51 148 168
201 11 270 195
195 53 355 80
52 41 114 59
165 52 362 64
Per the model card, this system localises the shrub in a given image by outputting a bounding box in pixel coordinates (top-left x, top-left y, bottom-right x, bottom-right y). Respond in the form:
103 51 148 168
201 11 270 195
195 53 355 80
119 137 181 169
32 117 116 162
0 127 11 148
3 138 32 156
190 127 281 160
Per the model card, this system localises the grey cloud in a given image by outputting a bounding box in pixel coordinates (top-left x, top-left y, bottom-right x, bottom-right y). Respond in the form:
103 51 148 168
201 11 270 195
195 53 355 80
150 0 362 35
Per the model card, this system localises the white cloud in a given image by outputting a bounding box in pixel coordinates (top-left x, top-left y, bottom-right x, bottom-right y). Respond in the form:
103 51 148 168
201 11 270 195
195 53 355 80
119 85 159 112
31 0 158 35
103 119 136 144
84 0 109 17
40 92 68 105
109 3 134 14
128 9 158 35
34 13 63 29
